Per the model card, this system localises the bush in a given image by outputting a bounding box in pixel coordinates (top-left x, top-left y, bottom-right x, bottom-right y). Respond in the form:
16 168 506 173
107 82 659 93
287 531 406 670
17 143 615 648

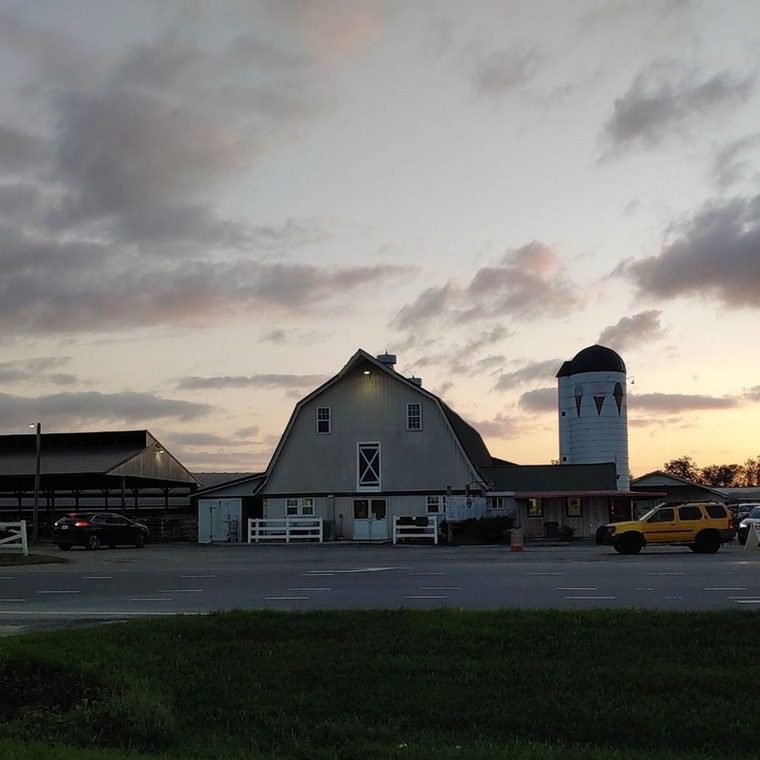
442 515 514 544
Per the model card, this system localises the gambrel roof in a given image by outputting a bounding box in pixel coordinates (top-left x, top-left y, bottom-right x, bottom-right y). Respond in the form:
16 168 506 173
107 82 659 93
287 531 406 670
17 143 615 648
262 348 498 482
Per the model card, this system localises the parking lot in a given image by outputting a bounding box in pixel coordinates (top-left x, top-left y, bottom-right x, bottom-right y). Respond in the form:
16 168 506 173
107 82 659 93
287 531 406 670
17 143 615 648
3 540 760 633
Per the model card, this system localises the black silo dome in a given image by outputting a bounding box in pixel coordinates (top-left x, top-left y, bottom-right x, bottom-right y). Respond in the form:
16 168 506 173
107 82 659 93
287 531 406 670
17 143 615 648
557 345 626 376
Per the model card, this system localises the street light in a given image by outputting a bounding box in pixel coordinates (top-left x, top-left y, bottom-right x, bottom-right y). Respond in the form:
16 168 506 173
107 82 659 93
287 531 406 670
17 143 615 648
29 423 41 544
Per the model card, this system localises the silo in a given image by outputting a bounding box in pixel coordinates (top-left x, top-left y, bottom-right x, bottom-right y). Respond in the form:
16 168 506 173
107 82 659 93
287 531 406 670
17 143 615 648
556 345 629 489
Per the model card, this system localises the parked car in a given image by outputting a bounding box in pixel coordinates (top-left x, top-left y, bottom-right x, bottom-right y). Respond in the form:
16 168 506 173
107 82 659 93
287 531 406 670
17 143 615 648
732 503 760 531
737 506 760 546
53 512 149 550
596 502 734 555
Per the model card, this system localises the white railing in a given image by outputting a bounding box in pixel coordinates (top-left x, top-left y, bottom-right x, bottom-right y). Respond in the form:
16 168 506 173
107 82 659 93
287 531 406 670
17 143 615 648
392 515 439 545
248 517 324 543
0 521 29 555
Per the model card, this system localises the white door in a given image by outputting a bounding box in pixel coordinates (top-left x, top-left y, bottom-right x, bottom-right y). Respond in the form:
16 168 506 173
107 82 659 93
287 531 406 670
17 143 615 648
352 499 388 540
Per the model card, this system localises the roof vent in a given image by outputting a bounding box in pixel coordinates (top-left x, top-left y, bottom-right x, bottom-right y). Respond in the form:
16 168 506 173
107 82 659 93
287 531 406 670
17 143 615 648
409 376 422 386
376 352 397 367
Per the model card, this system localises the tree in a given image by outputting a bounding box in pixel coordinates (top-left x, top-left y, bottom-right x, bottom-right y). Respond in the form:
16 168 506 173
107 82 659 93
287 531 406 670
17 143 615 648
663 455 700 482
738 456 760 486
699 464 742 487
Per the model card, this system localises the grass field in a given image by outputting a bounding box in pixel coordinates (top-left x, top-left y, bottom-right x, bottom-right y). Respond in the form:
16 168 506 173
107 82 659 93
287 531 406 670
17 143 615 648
1 609 758 759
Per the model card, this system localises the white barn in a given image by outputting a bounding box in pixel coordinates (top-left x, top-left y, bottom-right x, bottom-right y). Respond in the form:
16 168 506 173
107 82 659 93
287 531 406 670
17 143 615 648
259 350 492 540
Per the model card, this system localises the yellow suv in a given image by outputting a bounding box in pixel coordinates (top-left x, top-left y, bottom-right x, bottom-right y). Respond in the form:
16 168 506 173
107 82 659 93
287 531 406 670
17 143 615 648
597 502 735 555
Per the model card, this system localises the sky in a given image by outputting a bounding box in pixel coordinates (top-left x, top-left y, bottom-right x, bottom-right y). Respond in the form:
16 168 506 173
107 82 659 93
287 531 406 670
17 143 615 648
0 0 759 477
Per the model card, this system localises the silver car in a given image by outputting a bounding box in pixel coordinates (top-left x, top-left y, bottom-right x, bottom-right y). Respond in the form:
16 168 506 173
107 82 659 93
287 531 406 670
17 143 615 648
738 505 760 545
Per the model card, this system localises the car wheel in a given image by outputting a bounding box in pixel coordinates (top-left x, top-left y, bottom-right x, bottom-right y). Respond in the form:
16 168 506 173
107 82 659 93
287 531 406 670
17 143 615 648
694 530 720 554
612 543 623 553
135 532 145 549
616 533 643 555
86 534 101 551
57 543 71 551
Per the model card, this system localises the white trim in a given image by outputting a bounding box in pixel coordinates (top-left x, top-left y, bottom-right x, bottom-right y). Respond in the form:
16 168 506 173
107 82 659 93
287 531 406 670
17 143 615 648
407 402 422 431
357 442 381 491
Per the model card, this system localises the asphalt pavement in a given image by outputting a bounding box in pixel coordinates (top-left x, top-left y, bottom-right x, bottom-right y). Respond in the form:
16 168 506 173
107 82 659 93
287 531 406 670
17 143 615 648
3 540 760 634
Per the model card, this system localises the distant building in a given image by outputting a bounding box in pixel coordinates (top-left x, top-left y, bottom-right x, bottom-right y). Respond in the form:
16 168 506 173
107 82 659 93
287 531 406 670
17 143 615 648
557 344 629 489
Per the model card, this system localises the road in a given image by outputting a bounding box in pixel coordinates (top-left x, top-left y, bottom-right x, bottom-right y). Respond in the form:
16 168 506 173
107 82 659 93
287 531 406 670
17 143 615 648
3 541 760 633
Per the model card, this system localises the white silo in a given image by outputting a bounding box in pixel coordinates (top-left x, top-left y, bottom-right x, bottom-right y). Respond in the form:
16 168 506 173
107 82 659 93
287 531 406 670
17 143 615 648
556 345 629 489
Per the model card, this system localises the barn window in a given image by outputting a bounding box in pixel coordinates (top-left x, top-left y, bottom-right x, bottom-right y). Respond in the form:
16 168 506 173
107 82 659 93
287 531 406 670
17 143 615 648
407 403 422 430
426 495 441 513
316 407 331 434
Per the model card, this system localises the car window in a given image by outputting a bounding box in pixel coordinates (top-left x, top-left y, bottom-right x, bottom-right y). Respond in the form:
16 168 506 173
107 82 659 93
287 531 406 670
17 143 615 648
706 505 728 519
90 514 107 523
647 508 674 523
678 506 702 521
107 516 128 526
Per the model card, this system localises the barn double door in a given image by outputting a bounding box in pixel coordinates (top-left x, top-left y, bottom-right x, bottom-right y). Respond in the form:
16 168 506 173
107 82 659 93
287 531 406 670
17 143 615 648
352 499 387 540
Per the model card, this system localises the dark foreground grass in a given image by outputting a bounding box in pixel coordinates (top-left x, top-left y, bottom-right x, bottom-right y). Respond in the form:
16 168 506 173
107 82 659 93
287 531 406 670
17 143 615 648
0 552 68 566
1 609 759 759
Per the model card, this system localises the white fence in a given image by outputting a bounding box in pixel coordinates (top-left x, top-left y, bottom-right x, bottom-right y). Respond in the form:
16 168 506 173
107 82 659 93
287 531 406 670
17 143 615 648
392 515 439 545
0 521 29 555
248 517 324 543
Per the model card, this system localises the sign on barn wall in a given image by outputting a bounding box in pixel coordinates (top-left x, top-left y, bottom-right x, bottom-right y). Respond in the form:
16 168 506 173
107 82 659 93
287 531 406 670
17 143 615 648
445 496 487 522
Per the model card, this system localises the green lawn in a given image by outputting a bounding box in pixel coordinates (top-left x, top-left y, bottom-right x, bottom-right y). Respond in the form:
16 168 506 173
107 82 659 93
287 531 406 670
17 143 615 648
1 609 757 759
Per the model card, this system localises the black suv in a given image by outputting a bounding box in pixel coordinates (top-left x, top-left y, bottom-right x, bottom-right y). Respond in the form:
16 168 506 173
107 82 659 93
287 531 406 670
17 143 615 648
53 512 149 550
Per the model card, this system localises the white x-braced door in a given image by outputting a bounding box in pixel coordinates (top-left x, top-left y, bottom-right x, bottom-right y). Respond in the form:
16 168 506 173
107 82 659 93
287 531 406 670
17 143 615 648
357 443 381 489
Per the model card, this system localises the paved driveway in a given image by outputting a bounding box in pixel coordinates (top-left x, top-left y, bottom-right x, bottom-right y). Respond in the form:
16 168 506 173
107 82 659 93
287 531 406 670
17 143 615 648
3 541 760 633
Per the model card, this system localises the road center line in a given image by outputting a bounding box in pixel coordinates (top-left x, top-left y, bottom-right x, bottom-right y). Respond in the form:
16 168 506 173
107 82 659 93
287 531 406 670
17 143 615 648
83 576 113 580
705 587 748 591
158 589 203 593
181 575 216 579
647 572 684 576
36 590 80 594
129 597 172 601
565 596 615 600
556 587 597 591
527 572 564 576
420 587 460 590
0 599 25 603
266 596 308 600
411 572 445 576
288 587 331 592
404 595 447 599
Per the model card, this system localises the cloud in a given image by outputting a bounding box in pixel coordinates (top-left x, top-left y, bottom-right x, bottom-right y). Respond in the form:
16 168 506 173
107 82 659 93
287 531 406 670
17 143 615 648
743 386 760 402
166 432 247 448
393 241 580 333
177 373 328 391
518 387 556 413
631 393 738 413
624 196 760 308
494 359 562 391
712 132 760 188
0 357 73 385
603 62 754 154
0 390 213 431
0 7 400 338
0 227 413 334
597 310 664 351
470 413 521 439
471 46 542 96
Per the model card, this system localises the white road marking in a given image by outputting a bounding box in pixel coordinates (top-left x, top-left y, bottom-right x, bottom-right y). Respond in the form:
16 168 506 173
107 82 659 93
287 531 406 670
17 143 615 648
0 611 199 617
305 572 334 576
35 590 80 594
181 575 216 579
288 587 331 592
420 587 460 590
734 600 760 604
0 576 15 580
83 576 113 580
404 595 447 599
636 588 656 591
266 596 308 601
158 589 203 593
411 572 444 576
556 587 597 591
129 597 172 601
565 596 615 600
647 572 684 576
527 572 564 576
728 596 760 600
705 587 748 591
306 567 400 574
0 599 25 603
